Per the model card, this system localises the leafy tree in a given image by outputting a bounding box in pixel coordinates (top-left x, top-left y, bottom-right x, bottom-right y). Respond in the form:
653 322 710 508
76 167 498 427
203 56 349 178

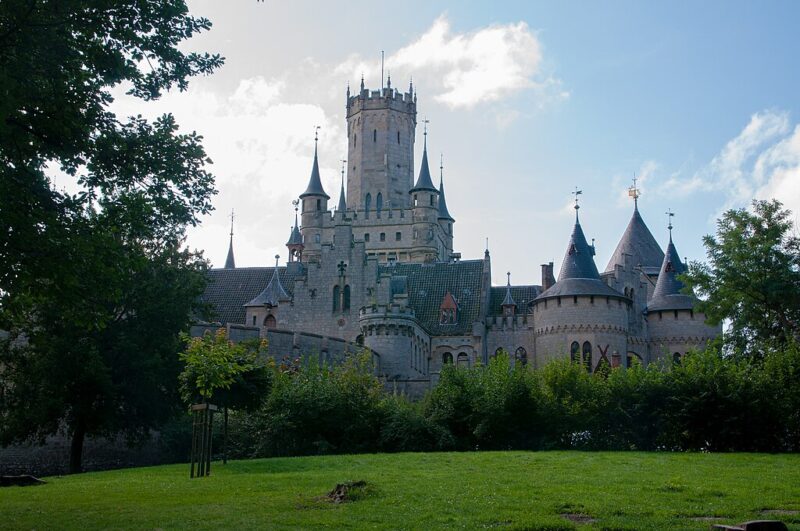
683 199 800 356
0 1 222 473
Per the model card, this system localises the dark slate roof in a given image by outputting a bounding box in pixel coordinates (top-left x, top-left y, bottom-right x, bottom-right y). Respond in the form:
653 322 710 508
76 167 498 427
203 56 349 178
559 219 599 280
646 236 695 312
438 174 454 221
490 285 540 315
605 207 664 274
246 267 291 307
501 283 516 307
410 144 438 193
224 236 235 269
537 216 627 301
379 260 484 335
286 213 302 246
300 145 330 199
337 179 347 212
200 267 297 325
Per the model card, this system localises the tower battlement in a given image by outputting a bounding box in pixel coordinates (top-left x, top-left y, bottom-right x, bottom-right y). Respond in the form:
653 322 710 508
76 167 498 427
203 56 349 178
346 86 416 117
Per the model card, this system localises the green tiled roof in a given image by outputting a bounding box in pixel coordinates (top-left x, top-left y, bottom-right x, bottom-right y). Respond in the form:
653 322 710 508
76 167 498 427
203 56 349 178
201 267 296 325
379 260 485 336
489 285 541 315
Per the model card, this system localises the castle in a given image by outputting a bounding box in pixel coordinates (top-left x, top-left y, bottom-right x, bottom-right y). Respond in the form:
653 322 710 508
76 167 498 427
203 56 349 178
198 80 720 394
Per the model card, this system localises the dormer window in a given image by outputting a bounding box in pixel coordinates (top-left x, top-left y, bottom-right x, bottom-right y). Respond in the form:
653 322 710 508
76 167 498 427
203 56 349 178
439 291 458 325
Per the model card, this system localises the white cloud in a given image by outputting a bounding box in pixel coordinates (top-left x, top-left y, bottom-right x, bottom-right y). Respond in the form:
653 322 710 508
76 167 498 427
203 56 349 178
336 15 563 110
612 160 658 207
653 110 800 222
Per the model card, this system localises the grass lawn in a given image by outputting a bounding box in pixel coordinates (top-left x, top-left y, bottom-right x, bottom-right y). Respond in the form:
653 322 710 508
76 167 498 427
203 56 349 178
2 451 799 530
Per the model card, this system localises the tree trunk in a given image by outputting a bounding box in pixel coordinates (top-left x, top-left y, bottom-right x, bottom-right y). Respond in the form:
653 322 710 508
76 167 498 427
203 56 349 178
69 421 86 474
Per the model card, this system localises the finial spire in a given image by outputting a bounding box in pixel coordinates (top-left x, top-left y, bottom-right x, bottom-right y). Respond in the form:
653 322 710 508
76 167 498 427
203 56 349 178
423 117 430 150
666 208 675 240
337 159 347 213
274 254 280 268
572 187 583 221
381 50 384 91
314 125 320 149
628 173 641 210
439 153 443 178
229 208 235 238
387 70 391 90
507 271 511 286
224 209 236 269
360 74 365 91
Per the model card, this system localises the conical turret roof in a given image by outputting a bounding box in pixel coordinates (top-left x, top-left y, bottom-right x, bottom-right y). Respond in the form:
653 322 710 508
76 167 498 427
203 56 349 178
245 258 290 307
438 171 454 221
224 235 235 269
337 176 347 213
502 273 516 307
646 235 695 312
605 206 664 274
299 143 329 199
536 212 624 301
410 138 438 194
286 211 302 246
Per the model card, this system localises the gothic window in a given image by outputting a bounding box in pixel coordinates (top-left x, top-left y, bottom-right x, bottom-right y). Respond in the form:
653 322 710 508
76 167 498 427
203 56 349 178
494 347 503 358
373 129 377 142
397 131 400 143
395 232 401 241
264 315 276 329
570 341 580 363
354 133 357 147
457 352 469 367
673 352 682 365
356 334 364 346
343 285 351 310
442 352 453 365
439 308 455 324
376 193 383 215
365 193 371 217
380 232 386 242
582 341 592 373
364 233 370 242
332 285 340 312
515 347 528 366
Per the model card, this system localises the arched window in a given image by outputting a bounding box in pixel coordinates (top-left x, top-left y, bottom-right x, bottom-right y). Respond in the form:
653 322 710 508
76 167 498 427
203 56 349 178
430 194 435 206
397 131 400 143
570 341 580 363
376 193 383 215
316 199 321 211
264 315 276 329
373 129 377 142
515 347 528 366
457 352 469 367
494 347 503 358
332 285 340 312
356 334 364 346
442 352 453 364
365 193 371 218
673 352 681 365
343 285 351 310
354 133 357 147
582 341 592 373
630 288 634 300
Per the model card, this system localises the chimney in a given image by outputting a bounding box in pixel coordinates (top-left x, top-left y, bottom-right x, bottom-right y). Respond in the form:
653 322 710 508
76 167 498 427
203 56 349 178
541 262 555 291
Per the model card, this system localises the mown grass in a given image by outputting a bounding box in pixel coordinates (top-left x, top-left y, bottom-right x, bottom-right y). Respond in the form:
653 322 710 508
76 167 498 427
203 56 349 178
2 451 799 530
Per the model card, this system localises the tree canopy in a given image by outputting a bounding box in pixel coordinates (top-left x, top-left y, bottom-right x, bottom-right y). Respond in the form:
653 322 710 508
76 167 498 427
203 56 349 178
0 0 223 473
683 199 800 356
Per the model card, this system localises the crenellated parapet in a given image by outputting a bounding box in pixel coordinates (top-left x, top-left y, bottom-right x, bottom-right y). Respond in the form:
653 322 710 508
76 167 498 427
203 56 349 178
347 87 417 117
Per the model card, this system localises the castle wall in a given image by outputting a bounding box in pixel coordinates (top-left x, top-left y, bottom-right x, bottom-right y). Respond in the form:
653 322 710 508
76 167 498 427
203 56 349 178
533 295 630 368
485 314 537 368
647 309 720 362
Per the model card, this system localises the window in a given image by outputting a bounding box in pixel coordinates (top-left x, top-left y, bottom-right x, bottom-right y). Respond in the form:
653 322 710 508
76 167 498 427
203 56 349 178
397 131 400 143
570 341 580 363
515 347 528 366
457 352 469 367
673 352 681 365
316 199 321 211
430 194 435 206
332 285 340 311
376 193 383 215
448 223 452 235
264 315 276 329
373 129 377 142
343 285 351 310
364 233 370 242
674 310 679 319
494 347 503 358
443 352 453 365
314 234 320 244
414 194 418 206
582 341 592 373
365 193 371 217
252 315 256 326
395 232 401 241
354 133 356 147
380 232 386 242
573 295 578 305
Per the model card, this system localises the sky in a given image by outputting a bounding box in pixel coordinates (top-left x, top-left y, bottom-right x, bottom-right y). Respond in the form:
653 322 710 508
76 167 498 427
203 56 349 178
104 1 800 286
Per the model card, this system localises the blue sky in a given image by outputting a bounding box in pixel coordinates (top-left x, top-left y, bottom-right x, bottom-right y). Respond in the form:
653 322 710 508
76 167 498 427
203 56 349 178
108 1 800 285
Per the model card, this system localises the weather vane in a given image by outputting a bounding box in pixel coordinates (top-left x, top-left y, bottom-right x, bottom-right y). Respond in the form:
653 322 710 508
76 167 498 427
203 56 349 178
628 173 641 207
666 208 675 235
229 208 235 237
292 198 299 212
572 187 583 211
314 125 320 145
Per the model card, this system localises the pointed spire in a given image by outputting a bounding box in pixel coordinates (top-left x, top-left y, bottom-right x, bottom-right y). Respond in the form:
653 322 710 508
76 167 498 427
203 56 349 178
502 272 516 307
604 200 664 274
224 209 236 269
245 255 290 307
360 74 365 91
437 153 454 221
286 201 302 246
337 159 347 213
300 127 330 199
410 118 437 193
647 224 695 312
